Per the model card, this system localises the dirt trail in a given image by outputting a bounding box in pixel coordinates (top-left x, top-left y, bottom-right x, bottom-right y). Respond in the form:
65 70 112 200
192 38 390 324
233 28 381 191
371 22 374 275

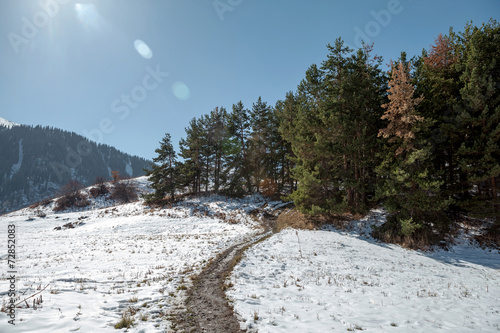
170 208 277 333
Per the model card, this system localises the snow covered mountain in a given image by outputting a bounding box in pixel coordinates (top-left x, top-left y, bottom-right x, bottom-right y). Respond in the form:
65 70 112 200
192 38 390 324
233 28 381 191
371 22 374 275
0 116 19 129
0 117 151 215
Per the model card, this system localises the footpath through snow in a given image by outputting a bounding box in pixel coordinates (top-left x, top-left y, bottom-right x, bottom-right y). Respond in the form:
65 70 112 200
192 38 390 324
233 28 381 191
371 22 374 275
0 188 268 332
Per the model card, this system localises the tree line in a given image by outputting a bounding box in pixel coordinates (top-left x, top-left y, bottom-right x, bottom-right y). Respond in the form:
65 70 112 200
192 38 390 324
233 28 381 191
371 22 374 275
145 20 499 241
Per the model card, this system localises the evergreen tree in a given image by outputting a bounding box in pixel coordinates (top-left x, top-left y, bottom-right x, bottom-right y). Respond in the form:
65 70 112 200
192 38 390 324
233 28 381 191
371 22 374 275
286 62 334 214
178 109 232 194
335 44 386 212
226 101 252 194
456 19 500 223
178 118 204 194
376 61 450 238
287 39 385 214
207 107 228 193
415 30 464 203
275 93 297 194
144 133 177 203
249 97 273 192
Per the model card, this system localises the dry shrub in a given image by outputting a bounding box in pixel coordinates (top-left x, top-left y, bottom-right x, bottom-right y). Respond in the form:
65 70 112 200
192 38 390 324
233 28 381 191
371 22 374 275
53 180 90 212
54 192 90 212
276 208 316 231
260 178 278 197
110 180 138 203
144 192 196 207
89 185 108 198
29 202 41 209
30 198 52 209
40 198 52 207
114 313 134 329
89 177 109 198
276 207 354 232
371 214 449 251
372 227 434 251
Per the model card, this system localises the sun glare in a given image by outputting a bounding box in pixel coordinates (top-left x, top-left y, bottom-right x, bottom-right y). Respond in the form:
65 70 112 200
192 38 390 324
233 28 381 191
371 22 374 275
74 3 99 27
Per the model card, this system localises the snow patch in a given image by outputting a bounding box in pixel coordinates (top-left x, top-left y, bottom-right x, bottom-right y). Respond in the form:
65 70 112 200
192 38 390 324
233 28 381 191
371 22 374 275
10 139 23 179
125 162 133 177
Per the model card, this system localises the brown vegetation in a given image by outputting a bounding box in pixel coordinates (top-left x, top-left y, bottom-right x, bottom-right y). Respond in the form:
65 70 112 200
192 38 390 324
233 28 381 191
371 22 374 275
89 176 109 198
53 180 90 212
110 180 138 203
260 177 278 197
276 208 317 231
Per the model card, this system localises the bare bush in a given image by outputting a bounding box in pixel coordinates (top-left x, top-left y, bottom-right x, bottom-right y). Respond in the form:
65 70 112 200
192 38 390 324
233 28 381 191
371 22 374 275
260 177 278 197
53 180 90 212
89 176 109 198
110 180 138 203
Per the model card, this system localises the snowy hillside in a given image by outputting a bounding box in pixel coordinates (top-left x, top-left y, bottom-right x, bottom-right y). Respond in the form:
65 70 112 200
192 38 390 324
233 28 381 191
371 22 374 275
1 178 499 332
0 181 268 332
227 213 500 332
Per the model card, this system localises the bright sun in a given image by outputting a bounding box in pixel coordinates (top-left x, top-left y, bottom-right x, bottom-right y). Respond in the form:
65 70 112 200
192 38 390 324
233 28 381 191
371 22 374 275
74 3 99 27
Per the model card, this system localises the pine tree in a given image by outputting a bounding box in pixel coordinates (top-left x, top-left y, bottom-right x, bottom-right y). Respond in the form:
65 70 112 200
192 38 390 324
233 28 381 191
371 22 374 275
144 133 177 203
287 39 385 214
275 93 297 194
376 61 450 239
378 62 425 155
333 44 385 212
249 97 273 193
415 30 464 203
226 101 252 194
456 19 500 223
178 118 204 194
285 64 330 214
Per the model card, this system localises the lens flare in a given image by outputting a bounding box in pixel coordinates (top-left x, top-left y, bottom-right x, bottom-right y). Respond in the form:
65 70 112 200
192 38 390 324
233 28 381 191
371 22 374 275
134 40 153 59
172 82 190 101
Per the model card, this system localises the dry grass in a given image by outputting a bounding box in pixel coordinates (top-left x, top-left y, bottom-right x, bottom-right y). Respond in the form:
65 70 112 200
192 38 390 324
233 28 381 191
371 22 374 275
114 313 134 329
276 209 316 232
276 208 354 232
372 228 436 251
474 223 500 249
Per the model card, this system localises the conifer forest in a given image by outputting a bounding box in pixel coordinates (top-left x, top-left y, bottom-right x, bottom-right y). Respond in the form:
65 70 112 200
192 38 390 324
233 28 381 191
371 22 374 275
145 20 499 246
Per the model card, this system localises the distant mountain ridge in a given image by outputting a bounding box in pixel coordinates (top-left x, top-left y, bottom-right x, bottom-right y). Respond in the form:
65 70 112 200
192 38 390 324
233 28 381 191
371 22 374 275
0 117 151 215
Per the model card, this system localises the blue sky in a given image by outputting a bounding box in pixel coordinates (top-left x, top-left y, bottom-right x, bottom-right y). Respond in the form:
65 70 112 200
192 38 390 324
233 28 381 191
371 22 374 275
0 0 498 160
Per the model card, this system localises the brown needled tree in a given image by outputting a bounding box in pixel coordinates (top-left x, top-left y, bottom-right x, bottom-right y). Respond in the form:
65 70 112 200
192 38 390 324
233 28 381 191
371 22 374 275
379 61 424 156
375 61 451 247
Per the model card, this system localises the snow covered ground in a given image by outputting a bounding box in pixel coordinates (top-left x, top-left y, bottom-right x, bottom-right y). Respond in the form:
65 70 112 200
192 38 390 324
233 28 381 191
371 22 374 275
0 183 266 332
1 177 499 332
227 211 500 332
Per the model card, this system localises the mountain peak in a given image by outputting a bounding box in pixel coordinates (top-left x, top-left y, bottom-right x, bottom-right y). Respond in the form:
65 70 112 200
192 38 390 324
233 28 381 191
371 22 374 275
0 116 19 129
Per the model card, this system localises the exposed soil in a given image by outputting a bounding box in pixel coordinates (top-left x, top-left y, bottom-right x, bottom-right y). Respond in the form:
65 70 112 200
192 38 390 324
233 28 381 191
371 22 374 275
169 207 278 333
